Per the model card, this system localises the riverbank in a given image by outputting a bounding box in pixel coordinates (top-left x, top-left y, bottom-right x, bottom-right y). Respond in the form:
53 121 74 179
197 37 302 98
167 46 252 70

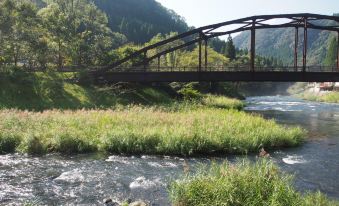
288 83 339 104
170 160 339 206
298 91 339 104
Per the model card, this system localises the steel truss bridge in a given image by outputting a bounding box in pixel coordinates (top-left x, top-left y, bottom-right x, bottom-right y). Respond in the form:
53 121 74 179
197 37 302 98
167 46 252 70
93 13 339 83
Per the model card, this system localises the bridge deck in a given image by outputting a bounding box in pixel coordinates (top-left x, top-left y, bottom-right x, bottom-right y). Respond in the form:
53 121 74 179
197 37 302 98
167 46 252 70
92 71 339 83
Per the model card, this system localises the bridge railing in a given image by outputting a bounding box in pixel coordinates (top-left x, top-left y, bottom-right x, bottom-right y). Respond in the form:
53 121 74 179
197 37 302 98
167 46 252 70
1 65 338 73
108 66 339 73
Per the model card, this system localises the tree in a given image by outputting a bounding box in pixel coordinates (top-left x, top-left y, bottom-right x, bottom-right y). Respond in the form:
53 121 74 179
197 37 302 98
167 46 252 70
39 0 126 68
224 35 236 60
179 46 229 69
0 0 43 68
146 32 184 67
324 37 337 67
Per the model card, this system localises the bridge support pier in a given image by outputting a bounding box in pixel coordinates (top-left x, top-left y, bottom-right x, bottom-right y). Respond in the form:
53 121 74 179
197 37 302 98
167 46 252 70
294 27 299 71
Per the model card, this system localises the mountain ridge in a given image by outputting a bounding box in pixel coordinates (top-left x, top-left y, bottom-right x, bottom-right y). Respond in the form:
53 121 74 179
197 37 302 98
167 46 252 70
233 15 339 65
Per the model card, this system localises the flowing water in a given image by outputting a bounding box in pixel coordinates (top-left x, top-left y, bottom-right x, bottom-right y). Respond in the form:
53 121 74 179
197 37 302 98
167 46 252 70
1 96 339 205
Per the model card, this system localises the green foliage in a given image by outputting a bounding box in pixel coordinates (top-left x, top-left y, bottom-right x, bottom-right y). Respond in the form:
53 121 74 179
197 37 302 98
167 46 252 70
0 103 305 155
0 133 21 154
300 91 339 103
324 37 338 66
0 0 127 70
147 32 185 67
38 0 126 67
18 135 46 155
202 95 244 110
224 35 236 60
234 23 337 66
179 47 229 68
0 72 173 110
178 87 203 100
169 160 338 206
0 0 43 68
51 134 97 154
208 38 227 54
93 0 188 44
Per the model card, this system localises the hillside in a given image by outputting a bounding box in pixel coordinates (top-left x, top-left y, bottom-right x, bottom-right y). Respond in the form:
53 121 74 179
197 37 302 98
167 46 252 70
233 18 338 66
93 0 189 43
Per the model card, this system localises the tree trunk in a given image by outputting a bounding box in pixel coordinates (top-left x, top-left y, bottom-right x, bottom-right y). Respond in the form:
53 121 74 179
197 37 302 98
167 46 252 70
58 40 62 71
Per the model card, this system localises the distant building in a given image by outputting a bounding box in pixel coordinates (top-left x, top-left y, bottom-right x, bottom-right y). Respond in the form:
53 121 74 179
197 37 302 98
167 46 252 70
308 82 339 92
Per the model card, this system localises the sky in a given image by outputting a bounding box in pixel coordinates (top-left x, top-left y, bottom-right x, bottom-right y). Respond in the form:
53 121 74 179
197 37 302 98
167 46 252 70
156 0 338 28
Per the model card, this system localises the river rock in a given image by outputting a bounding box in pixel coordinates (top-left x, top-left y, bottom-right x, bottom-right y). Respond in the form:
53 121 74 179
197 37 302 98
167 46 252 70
54 169 85 183
103 198 120 206
129 177 156 189
258 148 270 158
129 201 147 206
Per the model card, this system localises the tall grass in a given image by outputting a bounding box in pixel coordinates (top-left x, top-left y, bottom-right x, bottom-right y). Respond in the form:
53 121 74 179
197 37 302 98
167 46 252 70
299 92 339 104
169 160 338 206
0 105 304 155
202 95 244 110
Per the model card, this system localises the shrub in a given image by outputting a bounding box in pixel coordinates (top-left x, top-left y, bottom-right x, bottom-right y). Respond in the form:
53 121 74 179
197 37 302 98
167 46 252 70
178 88 203 100
51 134 97 154
18 135 46 155
0 133 21 154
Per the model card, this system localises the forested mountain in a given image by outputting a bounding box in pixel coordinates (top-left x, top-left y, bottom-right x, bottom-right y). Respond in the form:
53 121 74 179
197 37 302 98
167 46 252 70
233 17 339 66
93 0 189 44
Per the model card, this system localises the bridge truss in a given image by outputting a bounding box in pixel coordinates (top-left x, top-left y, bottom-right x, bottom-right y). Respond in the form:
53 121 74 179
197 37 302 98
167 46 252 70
95 13 339 82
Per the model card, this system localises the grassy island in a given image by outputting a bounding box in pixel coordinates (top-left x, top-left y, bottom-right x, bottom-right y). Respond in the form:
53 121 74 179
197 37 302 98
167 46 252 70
170 160 339 206
0 105 304 155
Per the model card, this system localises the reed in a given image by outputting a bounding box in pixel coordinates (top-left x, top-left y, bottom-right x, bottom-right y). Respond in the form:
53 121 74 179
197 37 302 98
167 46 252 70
0 103 304 155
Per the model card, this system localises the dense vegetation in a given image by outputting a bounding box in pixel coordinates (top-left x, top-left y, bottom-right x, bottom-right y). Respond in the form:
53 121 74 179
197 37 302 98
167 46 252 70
0 0 240 72
93 0 189 44
0 100 305 155
299 91 339 103
0 72 176 110
0 0 129 69
170 160 339 206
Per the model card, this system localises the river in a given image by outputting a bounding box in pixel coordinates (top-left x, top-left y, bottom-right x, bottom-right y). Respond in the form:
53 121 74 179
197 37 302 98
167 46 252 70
0 96 338 205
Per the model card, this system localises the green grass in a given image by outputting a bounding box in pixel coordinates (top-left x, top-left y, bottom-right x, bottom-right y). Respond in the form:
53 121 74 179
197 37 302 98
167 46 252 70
202 95 245 110
0 105 305 155
0 71 173 110
299 92 339 104
169 160 339 206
